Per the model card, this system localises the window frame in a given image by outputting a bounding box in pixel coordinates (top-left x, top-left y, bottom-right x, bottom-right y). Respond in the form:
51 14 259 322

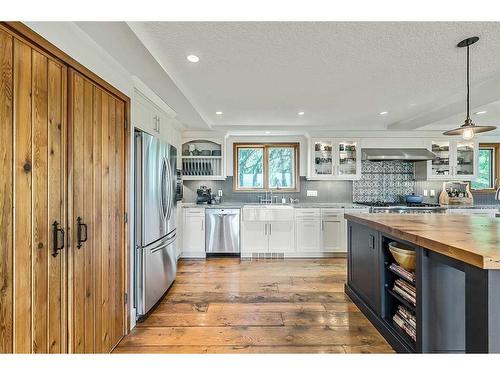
471 144 498 191
233 142 300 192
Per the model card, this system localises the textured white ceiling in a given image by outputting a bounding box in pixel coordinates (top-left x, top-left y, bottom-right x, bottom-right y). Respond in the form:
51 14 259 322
128 22 500 131
418 100 500 135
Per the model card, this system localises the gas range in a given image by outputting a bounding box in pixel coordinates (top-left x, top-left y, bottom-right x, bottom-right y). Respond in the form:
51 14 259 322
355 202 447 214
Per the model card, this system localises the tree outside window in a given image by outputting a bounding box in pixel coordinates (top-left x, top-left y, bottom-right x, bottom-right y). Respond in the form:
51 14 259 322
471 148 494 190
234 143 299 191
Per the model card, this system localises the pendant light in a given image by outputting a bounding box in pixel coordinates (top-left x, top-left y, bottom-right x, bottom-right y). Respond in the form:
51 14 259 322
443 36 497 139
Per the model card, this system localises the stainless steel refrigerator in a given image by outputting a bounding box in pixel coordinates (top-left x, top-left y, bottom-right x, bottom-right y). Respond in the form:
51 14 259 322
134 130 177 318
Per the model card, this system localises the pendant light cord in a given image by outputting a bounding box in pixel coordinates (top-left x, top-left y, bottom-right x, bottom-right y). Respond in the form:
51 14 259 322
466 44 470 120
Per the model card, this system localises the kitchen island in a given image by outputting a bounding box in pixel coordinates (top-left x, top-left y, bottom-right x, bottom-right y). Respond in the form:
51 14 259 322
344 213 500 353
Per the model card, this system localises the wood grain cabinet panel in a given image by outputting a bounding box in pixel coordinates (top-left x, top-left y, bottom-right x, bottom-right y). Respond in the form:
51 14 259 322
0 28 14 354
0 31 67 354
0 25 127 354
69 70 126 354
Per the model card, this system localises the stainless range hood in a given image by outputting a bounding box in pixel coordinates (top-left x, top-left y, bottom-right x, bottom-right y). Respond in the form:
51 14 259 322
362 148 436 161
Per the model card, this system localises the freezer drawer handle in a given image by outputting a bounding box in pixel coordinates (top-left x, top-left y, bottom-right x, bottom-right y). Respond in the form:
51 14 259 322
76 216 88 249
52 221 65 257
150 233 177 254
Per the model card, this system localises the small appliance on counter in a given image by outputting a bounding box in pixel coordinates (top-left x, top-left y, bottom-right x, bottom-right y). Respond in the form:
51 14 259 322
438 181 473 205
196 186 214 205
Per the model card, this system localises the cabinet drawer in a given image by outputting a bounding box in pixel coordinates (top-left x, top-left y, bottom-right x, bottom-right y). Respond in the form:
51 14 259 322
322 213 343 221
184 208 205 216
295 208 320 219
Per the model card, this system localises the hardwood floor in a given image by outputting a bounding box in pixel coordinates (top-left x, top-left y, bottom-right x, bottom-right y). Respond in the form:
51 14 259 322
114 258 393 354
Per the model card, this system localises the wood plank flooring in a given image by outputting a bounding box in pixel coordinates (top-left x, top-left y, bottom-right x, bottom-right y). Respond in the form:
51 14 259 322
114 258 393 354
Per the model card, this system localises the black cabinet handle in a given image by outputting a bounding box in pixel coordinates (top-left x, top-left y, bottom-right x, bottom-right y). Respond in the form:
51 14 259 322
76 216 88 249
52 221 65 257
368 234 375 249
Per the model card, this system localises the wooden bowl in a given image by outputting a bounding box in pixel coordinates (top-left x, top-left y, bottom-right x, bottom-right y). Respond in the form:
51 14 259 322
389 242 416 271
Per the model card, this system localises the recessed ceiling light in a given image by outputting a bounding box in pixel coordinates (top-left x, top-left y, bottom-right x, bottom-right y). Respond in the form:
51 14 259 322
298 111 305 116
475 110 487 115
265 131 271 134
186 54 200 63
215 111 223 115
379 111 388 115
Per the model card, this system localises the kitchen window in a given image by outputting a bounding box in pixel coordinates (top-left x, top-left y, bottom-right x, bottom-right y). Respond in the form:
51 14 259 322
472 146 495 190
233 143 300 191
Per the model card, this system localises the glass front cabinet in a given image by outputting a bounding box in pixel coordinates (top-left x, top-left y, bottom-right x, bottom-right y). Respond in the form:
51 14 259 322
310 138 361 180
427 139 477 180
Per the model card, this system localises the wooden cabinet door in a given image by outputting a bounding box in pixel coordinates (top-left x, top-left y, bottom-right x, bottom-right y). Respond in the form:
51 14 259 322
0 28 14 354
69 70 126 353
0 31 67 353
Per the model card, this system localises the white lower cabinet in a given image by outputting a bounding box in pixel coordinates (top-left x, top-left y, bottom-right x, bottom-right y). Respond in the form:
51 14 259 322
242 221 294 255
296 220 321 252
268 221 295 252
175 205 183 260
241 206 294 256
295 209 322 253
242 205 372 258
242 221 269 253
321 209 344 252
182 208 206 258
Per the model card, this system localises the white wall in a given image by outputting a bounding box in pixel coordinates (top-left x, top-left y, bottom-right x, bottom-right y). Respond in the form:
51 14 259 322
25 22 134 97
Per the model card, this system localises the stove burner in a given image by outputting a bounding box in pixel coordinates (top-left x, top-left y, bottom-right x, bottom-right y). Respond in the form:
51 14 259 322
355 202 441 208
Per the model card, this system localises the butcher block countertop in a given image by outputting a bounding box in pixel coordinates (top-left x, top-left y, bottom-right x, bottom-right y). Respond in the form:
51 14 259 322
344 213 500 270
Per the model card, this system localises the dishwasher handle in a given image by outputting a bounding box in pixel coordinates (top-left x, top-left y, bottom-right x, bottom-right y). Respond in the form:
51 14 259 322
206 208 241 216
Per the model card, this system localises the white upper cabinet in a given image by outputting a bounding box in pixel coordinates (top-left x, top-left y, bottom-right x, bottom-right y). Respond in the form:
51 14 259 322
309 138 361 180
133 89 180 147
427 139 477 180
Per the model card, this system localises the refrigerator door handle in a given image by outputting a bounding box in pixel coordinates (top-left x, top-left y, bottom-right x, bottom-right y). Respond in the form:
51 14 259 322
165 158 173 221
160 157 168 221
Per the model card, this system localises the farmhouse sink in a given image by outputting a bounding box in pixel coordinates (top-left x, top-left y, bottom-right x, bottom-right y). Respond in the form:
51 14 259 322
242 205 294 221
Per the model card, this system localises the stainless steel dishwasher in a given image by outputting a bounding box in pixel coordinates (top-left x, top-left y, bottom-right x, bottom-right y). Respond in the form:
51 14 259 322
205 208 240 254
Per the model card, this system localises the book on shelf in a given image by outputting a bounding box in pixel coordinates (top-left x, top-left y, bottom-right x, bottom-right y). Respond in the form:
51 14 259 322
397 305 416 329
392 282 416 306
394 278 416 297
393 310 416 342
389 263 415 283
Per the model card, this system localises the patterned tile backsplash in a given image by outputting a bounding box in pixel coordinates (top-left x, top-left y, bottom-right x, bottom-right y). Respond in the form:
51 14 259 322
352 161 416 203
